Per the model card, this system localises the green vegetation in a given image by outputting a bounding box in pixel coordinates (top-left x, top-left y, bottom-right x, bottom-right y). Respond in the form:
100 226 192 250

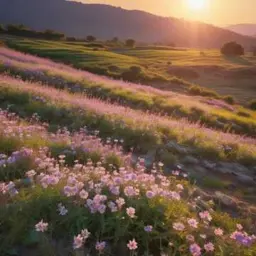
3 37 256 104
1 51 255 138
0 78 255 166
221 41 245 56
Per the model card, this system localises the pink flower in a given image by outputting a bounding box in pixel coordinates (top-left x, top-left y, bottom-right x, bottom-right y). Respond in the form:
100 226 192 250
73 234 84 249
237 224 243 230
204 242 214 252
116 197 125 209
146 190 155 199
214 228 224 236
127 239 138 250
186 235 195 243
95 241 106 252
173 222 185 231
80 229 90 240
199 211 212 222
126 207 136 218
98 204 106 214
189 243 201 256
79 189 89 199
176 184 184 190
35 220 48 232
188 218 198 229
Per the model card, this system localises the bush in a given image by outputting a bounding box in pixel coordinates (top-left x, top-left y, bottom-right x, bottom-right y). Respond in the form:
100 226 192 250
223 95 235 105
188 85 219 98
248 99 256 110
125 39 136 48
0 24 4 33
86 35 96 42
129 66 142 75
66 37 76 41
221 41 244 56
108 65 120 72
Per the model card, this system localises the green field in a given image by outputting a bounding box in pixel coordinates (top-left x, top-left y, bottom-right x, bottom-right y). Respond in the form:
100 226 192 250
4 37 256 104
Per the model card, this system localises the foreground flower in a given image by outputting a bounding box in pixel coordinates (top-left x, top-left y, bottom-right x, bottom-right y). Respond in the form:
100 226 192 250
35 220 48 232
81 229 91 239
173 222 185 231
188 218 198 229
58 203 68 216
126 207 136 218
189 243 201 256
204 242 214 252
144 225 153 232
214 228 224 236
95 241 106 252
199 211 212 222
127 239 138 250
73 234 84 249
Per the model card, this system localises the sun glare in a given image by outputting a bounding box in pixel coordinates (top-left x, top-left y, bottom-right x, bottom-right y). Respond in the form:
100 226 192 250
187 0 206 10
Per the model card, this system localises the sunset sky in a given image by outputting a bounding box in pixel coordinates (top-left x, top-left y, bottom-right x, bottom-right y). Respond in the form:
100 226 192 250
77 0 256 26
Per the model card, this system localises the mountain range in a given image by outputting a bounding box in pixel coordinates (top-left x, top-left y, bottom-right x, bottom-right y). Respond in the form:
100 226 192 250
226 24 256 37
1 0 256 48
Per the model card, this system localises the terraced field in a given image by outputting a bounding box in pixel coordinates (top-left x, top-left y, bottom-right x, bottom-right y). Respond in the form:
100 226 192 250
0 46 256 255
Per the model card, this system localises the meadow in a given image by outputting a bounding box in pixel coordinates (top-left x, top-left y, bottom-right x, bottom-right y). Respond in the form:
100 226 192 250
0 44 256 255
4 37 256 104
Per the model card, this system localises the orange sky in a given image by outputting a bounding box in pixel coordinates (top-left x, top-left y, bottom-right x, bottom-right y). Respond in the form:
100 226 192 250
77 0 256 25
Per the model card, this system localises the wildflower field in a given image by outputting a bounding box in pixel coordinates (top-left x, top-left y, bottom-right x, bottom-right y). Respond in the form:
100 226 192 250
0 45 256 256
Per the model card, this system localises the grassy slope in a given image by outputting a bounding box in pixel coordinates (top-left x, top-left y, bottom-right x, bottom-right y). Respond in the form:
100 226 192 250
4 37 256 103
1 47 256 138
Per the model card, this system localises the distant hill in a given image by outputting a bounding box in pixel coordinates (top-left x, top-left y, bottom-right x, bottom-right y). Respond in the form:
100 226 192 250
1 0 256 48
226 24 256 37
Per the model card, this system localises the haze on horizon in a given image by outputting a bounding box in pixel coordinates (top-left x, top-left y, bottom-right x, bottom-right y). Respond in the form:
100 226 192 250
75 0 256 26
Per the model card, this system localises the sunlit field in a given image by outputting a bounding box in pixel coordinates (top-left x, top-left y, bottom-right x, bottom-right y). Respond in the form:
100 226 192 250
0 44 256 255
4 37 256 103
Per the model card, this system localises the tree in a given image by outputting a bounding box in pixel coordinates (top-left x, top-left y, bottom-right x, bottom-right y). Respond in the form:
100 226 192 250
125 39 135 48
111 37 119 43
0 24 4 33
86 35 96 42
221 41 244 56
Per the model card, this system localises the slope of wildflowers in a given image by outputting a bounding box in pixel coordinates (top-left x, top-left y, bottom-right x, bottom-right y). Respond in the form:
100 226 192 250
1 47 256 137
0 108 256 256
0 75 256 167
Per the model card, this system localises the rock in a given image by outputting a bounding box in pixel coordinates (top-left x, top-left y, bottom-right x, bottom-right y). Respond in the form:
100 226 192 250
166 141 188 155
202 160 216 170
182 156 199 165
217 162 249 174
235 173 255 186
144 149 157 167
214 191 236 207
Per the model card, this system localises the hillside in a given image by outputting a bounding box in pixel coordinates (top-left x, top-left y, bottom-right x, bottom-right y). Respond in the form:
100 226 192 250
227 24 256 37
1 0 256 48
0 46 256 255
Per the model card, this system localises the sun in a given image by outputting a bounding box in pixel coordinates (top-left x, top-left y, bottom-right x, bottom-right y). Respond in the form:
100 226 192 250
187 0 206 10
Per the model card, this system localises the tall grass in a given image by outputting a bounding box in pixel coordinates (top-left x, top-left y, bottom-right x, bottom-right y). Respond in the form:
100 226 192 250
0 75 255 166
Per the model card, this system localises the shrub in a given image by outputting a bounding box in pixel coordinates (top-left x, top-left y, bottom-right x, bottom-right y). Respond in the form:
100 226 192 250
0 24 4 33
129 66 142 74
221 41 244 56
248 99 256 110
223 95 235 105
188 85 219 98
66 37 76 41
86 35 96 42
125 39 136 48
108 65 120 72
237 111 251 118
